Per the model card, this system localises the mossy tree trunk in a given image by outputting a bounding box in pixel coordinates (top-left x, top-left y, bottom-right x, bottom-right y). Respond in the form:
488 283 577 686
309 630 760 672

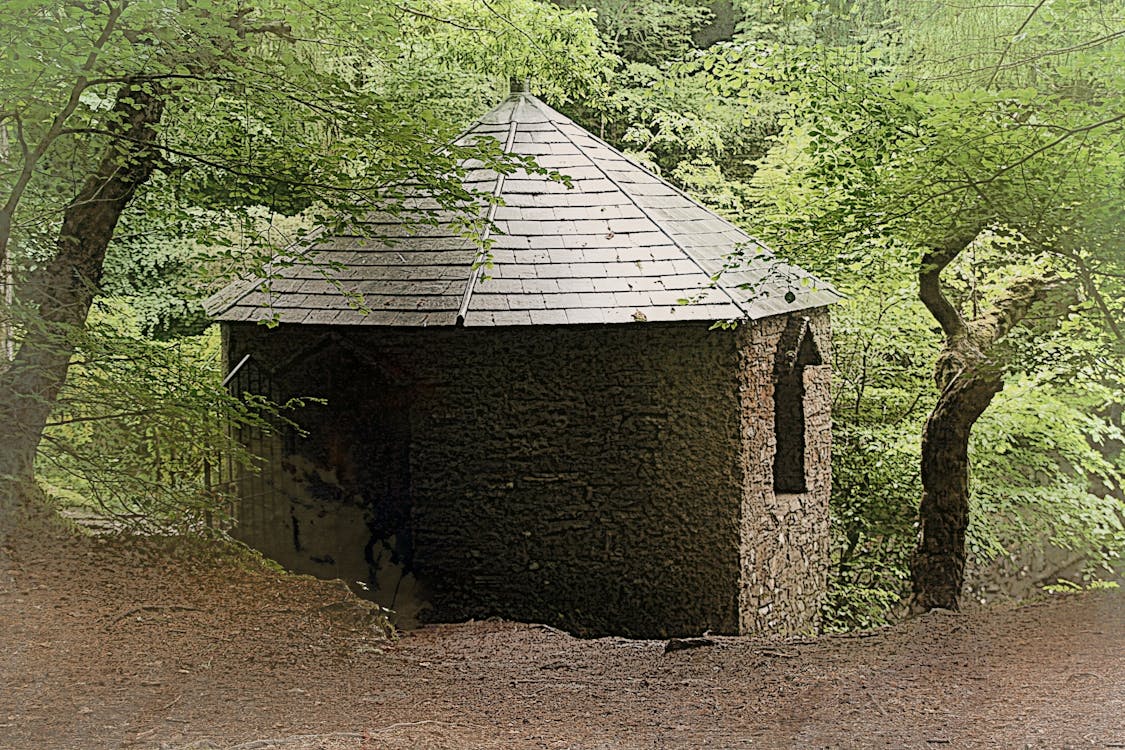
0 82 164 506
913 361 1003 610
911 223 1074 611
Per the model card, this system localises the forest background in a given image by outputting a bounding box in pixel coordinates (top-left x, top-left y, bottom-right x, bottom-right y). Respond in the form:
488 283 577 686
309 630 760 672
0 0 1121 631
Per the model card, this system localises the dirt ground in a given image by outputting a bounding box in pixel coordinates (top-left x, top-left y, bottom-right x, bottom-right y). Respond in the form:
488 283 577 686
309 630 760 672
2 516 1123 750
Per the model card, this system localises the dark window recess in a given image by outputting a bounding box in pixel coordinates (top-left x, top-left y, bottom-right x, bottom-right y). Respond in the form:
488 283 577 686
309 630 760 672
773 317 822 493
774 369 807 492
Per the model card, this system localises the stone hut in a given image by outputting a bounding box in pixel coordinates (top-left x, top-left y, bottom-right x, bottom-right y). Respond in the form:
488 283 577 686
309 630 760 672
205 89 840 639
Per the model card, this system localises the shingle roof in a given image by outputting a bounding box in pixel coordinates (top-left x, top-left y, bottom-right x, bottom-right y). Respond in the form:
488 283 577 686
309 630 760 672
205 91 840 326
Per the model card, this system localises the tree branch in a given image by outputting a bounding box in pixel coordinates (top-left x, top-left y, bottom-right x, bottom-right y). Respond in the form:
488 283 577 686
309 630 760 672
478 0 545 52
919 223 984 341
55 127 396 199
985 0 1048 90
0 0 126 269
988 114 1125 183
1015 227 1124 343
970 272 1076 346
1072 254 1124 342
927 29 1125 83
393 3 489 32
45 408 158 427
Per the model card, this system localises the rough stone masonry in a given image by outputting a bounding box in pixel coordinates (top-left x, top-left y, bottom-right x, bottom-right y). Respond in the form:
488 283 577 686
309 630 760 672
209 88 838 638
223 308 831 639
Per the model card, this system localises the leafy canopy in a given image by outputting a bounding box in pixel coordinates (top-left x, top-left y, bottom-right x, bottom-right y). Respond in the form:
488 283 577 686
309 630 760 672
1 0 608 521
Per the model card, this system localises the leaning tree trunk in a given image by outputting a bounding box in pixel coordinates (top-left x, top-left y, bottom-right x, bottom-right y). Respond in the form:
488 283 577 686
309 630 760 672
912 359 1003 610
0 82 164 505
912 223 1072 611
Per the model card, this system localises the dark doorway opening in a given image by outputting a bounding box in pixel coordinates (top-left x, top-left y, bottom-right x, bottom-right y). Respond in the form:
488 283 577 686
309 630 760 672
276 340 420 622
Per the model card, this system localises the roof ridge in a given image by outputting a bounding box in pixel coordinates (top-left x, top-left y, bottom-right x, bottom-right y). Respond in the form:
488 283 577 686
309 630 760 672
455 119 519 325
523 94 840 312
210 97 527 324
517 96 739 225
202 226 328 318
524 95 753 319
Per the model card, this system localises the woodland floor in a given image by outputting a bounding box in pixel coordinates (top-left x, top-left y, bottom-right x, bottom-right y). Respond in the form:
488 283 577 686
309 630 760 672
2 515 1124 750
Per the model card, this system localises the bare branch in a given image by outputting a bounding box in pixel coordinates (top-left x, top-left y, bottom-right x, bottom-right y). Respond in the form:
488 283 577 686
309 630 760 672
925 29 1125 83
393 3 489 32
865 112 1125 234
477 0 545 52
987 113 1125 183
985 0 1048 90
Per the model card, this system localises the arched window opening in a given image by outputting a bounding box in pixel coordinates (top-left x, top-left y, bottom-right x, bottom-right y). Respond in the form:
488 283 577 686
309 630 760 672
774 317 822 493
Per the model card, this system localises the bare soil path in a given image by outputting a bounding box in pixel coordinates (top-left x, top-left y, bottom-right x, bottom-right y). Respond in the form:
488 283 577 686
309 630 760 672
1 519 1123 750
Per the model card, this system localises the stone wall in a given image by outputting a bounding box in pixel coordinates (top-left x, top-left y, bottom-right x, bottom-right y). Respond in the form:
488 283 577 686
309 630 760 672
736 311 832 636
224 311 832 638
228 321 746 638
